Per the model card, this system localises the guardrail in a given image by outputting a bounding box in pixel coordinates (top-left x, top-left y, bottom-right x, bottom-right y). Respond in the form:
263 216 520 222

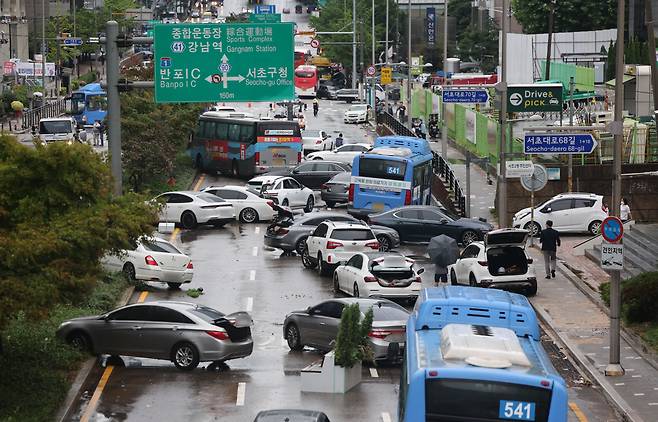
376 111 416 137
21 98 68 130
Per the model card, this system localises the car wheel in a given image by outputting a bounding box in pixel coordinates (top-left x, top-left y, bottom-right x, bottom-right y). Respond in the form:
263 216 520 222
461 230 478 246
524 221 541 237
450 269 458 285
285 323 303 351
353 282 360 298
172 342 200 370
167 282 182 289
333 273 341 293
304 195 314 212
325 201 336 208
67 331 92 353
377 235 391 252
295 237 308 255
181 211 197 229
282 198 289 207
239 207 259 223
317 252 329 276
469 273 477 287
302 247 316 269
588 220 602 235
122 262 136 282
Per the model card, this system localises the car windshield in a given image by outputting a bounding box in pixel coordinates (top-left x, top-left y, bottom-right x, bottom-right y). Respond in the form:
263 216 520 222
330 172 351 183
196 192 226 203
331 229 374 241
349 105 367 112
295 70 315 78
189 305 225 322
39 120 72 134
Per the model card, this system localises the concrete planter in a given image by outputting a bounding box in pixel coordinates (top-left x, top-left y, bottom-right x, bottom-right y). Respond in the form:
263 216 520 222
300 350 362 394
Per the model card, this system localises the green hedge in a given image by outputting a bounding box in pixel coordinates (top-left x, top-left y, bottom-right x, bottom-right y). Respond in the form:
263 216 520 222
600 271 658 323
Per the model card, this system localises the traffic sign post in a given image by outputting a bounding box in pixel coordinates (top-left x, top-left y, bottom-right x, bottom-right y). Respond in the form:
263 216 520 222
62 37 83 46
366 65 376 77
154 23 295 103
507 83 563 112
505 160 534 178
442 89 489 104
520 164 548 245
524 133 598 154
601 216 624 243
380 67 392 85
255 5 276 14
310 39 320 48
601 242 624 271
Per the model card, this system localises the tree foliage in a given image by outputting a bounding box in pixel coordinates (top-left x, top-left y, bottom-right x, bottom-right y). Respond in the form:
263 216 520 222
0 136 158 327
448 0 475 40
605 38 651 80
334 303 373 367
455 18 499 73
511 0 617 34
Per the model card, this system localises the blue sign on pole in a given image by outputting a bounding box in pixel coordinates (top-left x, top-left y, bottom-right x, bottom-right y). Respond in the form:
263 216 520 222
255 5 276 14
63 38 83 46
442 89 489 104
523 133 598 154
602 217 624 243
426 7 436 46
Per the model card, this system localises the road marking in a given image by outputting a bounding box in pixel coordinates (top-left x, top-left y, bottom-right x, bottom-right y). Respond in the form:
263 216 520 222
80 366 115 422
568 402 588 422
249 270 256 281
634 393 646 396
632 375 642 378
381 412 392 422
615 382 626 386
137 291 149 303
169 227 180 243
252 246 258 256
236 382 246 406
369 368 379 378
648 403 658 406
255 226 260 234
246 297 253 312
193 174 206 191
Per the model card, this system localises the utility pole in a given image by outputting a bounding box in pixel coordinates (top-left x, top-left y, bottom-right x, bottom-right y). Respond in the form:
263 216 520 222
106 21 122 196
41 0 46 98
545 0 555 80
441 1 448 159
352 0 357 89
568 76 574 191
371 0 375 107
497 0 509 228
406 0 412 128
384 0 389 111
645 0 658 123
605 0 625 378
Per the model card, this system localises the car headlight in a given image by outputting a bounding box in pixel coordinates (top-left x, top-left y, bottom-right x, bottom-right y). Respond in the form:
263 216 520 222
516 212 530 221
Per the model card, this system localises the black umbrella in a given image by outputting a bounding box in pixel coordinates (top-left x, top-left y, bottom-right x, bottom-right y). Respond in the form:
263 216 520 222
427 235 460 267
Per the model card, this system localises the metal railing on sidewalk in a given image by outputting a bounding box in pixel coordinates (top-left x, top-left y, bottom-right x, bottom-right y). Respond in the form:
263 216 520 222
21 98 68 130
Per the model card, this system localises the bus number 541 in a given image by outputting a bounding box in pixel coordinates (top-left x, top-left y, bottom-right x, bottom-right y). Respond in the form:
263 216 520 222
499 400 536 421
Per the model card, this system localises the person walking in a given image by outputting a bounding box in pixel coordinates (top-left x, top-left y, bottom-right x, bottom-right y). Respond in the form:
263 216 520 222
92 120 101 146
620 197 632 222
539 220 561 279
335 133 344 148
312 98 319 117
98 119 106 147
418 119 427 139
434 263 448 285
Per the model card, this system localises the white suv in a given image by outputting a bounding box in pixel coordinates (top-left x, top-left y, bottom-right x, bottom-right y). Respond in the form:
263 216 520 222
248 176 315 212
512 193 607 236
302 221 380 275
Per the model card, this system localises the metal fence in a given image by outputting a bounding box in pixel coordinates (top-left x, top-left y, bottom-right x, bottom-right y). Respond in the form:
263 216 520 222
21 98 68 130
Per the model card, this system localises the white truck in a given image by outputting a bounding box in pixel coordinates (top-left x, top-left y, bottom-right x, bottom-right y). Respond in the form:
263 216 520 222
37 117 80 145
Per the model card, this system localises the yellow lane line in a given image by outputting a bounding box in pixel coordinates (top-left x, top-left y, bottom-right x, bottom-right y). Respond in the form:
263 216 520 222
569 402 589 422
137 291 149 303
192 174 206 191
79 366 114 422
169 227 180 243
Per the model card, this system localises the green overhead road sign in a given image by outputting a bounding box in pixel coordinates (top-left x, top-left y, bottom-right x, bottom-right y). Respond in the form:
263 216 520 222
154 23 295 103
249 13 281 23
507 84 563 112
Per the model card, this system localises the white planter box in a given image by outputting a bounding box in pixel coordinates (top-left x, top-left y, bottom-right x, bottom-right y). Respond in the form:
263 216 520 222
300 350 362 394
158 222 175 234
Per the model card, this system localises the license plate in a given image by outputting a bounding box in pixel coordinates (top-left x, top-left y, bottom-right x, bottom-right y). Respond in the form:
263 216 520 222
273 158 285 166
372 203 384 212
499 401 536 421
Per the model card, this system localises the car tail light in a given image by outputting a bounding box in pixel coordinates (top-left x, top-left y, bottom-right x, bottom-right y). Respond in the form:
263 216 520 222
277 228 289 235
186 261 194 269
266 200 275 208
415 276 422 283
315 140 322 144
326 241 343 249
145 255 158 266
206 330 229 340
365 241 380 250
527 258 533 264
368 329 392 339
478 260 488 266
404 189 412 205
200 204 220 209
364 275 378 283
254 151 260 165
348 183 355 202
320 184 328 190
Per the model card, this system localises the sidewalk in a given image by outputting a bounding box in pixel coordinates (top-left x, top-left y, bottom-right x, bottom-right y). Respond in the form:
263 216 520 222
528 246 657 422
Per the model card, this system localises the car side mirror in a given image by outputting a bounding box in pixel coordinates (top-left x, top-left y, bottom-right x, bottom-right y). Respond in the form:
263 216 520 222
292 168 299 174
306 306 313 314
439 218 448 224
417 268 425 275
545 207 552 213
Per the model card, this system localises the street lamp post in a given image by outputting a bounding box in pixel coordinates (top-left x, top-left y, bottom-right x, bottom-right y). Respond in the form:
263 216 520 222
42 0 46 98
441 0 448 159
406 0 412 128
352 0 357 89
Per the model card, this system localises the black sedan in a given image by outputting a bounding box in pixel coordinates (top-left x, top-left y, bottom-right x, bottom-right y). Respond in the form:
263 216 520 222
264 161 351 190
368 205 493 245
317 84 338 100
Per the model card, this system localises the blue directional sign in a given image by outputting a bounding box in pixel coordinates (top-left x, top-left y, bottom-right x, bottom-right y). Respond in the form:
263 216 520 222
442 89 489 104
255 4 276 14
602 216 623 243
523 133 598 154
62 37 83 46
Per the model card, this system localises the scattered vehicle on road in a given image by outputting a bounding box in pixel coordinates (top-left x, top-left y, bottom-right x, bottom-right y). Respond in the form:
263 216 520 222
254 409 330 422
369 205 493 246
336 88 360 103
101 238 194 289
37 117 79 145
283 298 409 361
262 161 351 190
294 65 319 98
512 192 607 236
333 252 424 301
306 143 372 163
320 171 351 208
317 83 338 100
250 176 315 211
57 301 254 370
295 4 303 13
302 130 334 153
154 191 235 229
344 104 369 123
282 7 291 13
202 185 276 223
449 229 537 296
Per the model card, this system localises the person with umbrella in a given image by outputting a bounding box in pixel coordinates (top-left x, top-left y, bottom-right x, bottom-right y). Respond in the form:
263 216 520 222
427 235 460 285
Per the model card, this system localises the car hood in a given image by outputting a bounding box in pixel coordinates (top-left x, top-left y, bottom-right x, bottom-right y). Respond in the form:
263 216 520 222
514 207 532 217
454 218 494 231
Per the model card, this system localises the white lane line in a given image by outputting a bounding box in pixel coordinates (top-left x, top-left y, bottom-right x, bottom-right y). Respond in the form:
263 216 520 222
381 412 391 422
255 226 260 234
246 297 253 312
632 375 642 378
252 246 258 256
369 368 379 378
249 270 256 281
236 382 246 406
615 382 626 386
634 393 645 397
648 403 658 406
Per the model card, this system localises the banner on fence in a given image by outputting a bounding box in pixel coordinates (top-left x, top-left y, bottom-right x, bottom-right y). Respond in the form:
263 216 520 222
14 62 57 77
465 108 477 144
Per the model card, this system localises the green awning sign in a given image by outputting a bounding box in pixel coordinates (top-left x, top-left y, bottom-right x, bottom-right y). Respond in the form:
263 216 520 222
507 83 563 112
154 23 295 103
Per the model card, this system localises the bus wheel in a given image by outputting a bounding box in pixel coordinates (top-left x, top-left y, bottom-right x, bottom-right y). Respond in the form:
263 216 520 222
231 160 239 177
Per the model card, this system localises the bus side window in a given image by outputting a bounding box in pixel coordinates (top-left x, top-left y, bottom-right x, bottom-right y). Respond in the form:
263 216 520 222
228 124 241 142
197 121 206 137
240 124 254 142
216 123 228 139
203 121 216 138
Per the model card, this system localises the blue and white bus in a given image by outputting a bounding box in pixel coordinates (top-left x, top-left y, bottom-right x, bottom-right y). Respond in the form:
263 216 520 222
348 136 433 218
68 83 107 125
400 286 568 422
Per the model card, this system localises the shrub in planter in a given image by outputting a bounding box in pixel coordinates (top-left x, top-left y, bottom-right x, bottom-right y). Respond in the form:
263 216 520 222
621 272 658 323
333 303 373 368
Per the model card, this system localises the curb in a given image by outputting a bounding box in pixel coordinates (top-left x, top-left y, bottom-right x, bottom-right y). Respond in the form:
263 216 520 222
54 285 136 422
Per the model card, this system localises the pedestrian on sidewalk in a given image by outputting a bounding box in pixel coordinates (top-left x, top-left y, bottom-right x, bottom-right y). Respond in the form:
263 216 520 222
92 120 101 146
539 220 560 279
98 118 106 147
335 133 343 148
620 197 632 222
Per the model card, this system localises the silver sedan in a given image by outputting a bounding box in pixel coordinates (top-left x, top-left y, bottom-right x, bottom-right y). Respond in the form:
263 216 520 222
56 301 253 370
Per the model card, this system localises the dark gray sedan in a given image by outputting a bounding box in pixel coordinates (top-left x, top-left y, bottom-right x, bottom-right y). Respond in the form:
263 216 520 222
320 171 350 208
283 298 409 362
264 211 400 254
56 301 253 370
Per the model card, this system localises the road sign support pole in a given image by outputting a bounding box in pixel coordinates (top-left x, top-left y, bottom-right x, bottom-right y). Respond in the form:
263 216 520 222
406 0 412 129
529 180 535 247
606 0 625 378
441 0 448 159
106 20 122 197
497 0 508 228
568 76 574 192
352 0 357 89
465 150 471 218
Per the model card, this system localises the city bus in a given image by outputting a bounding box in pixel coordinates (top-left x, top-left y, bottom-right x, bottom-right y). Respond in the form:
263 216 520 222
399 286 568 422
294 65 318 98
294 48 309 69
68 83 107 125
189 112 302 177
348 136 433 218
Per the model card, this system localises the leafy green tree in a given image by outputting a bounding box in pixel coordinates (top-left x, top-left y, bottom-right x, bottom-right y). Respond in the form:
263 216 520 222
604 38 652 80
334 303 374 367
0 136 158 327
455 19 499 73
448 0 475 39
511 0 617 34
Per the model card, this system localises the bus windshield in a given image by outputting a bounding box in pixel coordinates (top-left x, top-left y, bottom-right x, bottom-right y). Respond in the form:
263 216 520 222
70 93 85 115
358 157 407 181
294 70 315 78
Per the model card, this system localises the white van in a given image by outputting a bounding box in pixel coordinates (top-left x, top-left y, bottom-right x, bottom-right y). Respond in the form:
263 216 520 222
38 117 79 145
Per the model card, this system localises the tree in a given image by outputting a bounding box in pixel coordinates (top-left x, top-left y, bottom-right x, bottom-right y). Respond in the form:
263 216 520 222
0 136 158 327
334 303 373 367
456 19 499 73
448 0 475 39
605 38 652 80
512 0 617 34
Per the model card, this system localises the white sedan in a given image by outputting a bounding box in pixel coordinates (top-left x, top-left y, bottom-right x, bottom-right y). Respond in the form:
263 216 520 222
248 176 315 211
305 143 372 164
344 104 369 123
101 238 194 289
202 185 276 223
333 252 424 301
154 191 235 229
